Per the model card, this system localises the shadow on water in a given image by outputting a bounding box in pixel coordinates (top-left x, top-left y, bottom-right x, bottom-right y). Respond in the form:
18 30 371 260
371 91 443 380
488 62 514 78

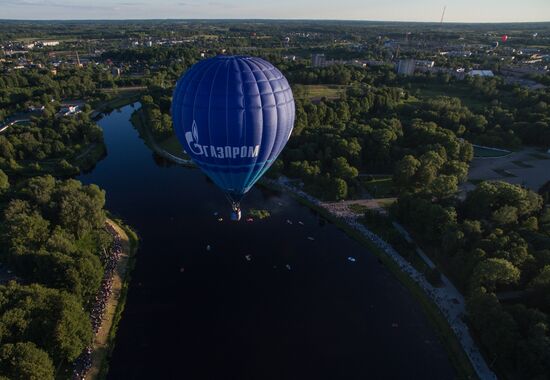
79 103 455 380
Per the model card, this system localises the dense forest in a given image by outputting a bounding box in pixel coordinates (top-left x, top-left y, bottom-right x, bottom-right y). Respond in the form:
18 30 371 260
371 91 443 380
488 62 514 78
393 181 550 378
0 172 113 379
0 111 104 176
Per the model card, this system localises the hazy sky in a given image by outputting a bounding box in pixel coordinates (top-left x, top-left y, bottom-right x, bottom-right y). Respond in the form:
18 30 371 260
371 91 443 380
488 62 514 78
1 0 549 22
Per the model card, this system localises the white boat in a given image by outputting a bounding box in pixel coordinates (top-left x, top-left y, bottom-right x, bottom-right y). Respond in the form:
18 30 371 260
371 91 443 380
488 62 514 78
347 256 356 262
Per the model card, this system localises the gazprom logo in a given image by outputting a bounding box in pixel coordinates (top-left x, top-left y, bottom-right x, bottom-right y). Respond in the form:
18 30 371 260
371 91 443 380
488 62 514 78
184 120 260 159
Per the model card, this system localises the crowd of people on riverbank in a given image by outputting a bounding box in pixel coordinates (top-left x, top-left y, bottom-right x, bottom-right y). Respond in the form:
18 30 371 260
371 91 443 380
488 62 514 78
72 224 123 380
271 177 496 380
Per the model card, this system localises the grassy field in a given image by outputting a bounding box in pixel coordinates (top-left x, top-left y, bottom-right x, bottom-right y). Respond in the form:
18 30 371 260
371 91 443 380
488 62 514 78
130 109 190 163
376 197 397 209
473 145 511 158
347 203 370 214
157 135 187 159
295 84 347 101
360 176 396 198
408 82 488 112
92 93 143 116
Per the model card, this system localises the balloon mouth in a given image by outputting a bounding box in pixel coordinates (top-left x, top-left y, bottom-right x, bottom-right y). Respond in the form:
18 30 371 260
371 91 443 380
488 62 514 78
226 192 244 222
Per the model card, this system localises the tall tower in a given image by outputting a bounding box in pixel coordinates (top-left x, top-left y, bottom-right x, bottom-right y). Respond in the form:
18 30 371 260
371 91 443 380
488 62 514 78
75 51 82 67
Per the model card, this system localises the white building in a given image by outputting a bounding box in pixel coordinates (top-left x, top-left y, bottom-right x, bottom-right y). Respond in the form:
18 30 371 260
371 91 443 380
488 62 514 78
397 59 416 75
311 53 326 68
58 105 81 116
415 60 435 69
468 70 494 77
41 41 60 47
111 67 121 77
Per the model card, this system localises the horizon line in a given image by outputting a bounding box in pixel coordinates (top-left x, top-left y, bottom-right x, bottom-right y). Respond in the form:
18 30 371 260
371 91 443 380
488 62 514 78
1 18 550 24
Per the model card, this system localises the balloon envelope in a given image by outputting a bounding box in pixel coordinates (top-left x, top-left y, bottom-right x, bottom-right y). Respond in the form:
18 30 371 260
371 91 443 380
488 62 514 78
501 34 508 42
171 55 295 198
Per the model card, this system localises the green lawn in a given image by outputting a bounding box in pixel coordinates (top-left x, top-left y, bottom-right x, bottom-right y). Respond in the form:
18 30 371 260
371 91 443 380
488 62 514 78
93 93 142 114
361 176 395 198
473 145 511 158
409 82 488 112
295 84 347 100
130 110 189 161
157 135 188 159
348 203 370 214
377 197 397 209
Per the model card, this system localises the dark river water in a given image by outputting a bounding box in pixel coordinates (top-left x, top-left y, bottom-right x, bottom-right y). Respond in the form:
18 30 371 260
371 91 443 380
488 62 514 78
79 104 455 380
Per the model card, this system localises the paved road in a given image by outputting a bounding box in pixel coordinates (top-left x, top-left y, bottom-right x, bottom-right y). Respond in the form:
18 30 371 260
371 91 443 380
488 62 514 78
0 118 30 133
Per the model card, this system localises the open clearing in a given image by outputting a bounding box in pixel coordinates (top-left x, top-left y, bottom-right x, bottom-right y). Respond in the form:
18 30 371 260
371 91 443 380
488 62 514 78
295 84 347 101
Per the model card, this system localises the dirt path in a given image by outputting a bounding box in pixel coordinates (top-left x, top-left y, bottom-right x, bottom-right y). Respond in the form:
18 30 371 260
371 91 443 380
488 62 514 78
86 219 131 380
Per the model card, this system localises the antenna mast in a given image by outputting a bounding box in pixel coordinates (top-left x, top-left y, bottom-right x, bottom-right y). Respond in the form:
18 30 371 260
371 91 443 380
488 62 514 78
440 5 447 25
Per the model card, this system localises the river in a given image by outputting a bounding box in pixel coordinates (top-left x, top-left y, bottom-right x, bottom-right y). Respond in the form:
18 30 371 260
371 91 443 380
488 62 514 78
79 103 455 380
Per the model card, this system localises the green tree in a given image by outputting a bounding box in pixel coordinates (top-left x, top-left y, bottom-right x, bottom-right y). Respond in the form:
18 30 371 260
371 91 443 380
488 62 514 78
0 342 54 380
429 175 458 199
328 178 348 201
331 157 358 181
393 155 420 190
0 170 9 195
0 283 92 363
472 258 520 291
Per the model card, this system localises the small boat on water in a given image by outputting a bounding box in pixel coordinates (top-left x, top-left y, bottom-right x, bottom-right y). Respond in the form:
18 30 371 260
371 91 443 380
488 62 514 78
206 245 212 251
246 217 254 222
285 264 292 270
245 254 252 261
298 221 304 225
307 236 315 241
286 219 293 225
217 217 223 222
347 256 356 262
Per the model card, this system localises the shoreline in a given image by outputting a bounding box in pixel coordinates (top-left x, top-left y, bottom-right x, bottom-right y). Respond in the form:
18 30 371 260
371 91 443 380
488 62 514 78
130 107 195 167
72 218 138 380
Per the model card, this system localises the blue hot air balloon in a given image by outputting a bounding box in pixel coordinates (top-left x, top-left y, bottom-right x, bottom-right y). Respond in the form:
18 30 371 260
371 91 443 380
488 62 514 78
171 55 295 220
